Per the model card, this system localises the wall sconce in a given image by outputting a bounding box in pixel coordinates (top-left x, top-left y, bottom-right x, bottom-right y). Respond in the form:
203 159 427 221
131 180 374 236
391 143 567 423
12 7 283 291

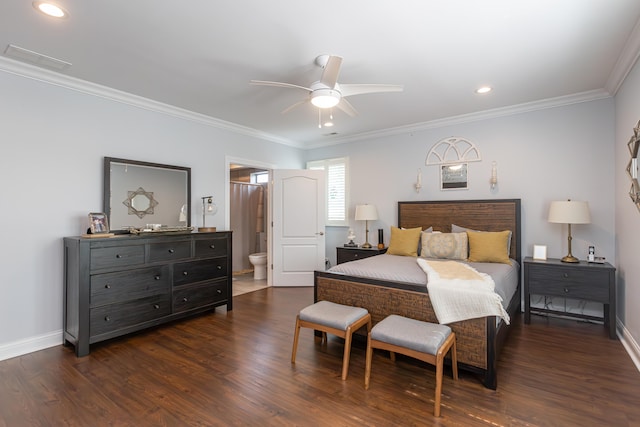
490 161 498 189
199 196 218 232
415 168 422 193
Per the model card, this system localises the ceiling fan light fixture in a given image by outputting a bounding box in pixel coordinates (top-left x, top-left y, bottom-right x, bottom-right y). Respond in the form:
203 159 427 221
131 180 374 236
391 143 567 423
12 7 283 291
310 89 341 109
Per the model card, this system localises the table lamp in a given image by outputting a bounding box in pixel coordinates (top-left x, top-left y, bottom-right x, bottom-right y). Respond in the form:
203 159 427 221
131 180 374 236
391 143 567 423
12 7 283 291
548 200 591 263
355 204 378 248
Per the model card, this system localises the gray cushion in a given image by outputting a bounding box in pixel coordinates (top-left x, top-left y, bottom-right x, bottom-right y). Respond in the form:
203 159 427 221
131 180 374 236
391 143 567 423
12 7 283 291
371 315 451 355
299 301 368 330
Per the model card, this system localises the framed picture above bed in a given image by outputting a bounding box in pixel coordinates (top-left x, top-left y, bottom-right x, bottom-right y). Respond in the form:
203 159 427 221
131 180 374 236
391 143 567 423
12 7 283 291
440 163 468 190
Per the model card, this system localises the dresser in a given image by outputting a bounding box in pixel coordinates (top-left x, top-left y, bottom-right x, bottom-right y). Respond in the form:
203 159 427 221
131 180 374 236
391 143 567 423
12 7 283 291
336 246 386 264
63 231 232 356
523 257 616 339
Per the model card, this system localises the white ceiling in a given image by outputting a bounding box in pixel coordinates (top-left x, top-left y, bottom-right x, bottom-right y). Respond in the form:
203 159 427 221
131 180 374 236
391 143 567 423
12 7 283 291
2 1 640 148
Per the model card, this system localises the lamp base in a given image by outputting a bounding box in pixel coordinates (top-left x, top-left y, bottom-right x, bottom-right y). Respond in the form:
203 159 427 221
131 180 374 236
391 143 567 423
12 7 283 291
198 227 217 233
561 254 579 263
361 242 372 249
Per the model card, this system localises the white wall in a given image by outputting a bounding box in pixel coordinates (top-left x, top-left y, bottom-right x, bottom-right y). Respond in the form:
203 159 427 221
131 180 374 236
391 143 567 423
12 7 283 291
615 56 640 366
0 69 304 360
309 99 616 272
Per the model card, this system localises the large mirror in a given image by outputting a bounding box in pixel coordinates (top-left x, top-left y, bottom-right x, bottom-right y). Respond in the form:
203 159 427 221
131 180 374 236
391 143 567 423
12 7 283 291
104 157 191 232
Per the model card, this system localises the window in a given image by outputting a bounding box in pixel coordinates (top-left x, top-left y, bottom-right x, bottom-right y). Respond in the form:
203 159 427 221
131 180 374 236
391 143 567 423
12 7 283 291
251 171 269 184
307 157 349 226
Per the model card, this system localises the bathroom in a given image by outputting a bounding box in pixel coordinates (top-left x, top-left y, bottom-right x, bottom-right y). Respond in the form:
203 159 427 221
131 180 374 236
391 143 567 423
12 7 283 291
229 164 269 293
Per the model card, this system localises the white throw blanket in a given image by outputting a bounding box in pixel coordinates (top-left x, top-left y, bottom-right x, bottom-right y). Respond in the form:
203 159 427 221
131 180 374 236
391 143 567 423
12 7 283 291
417 258 510 325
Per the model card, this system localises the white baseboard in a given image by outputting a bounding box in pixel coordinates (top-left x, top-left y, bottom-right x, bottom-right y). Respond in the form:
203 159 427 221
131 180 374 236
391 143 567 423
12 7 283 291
0 330 62 362
618 319 640 372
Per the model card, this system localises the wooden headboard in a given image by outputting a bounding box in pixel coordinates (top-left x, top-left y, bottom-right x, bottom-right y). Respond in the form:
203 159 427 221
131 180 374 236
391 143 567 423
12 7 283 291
398 199 521 262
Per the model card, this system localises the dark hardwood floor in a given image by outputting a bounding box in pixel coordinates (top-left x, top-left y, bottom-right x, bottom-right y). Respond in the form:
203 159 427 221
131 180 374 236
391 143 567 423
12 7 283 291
2 287 639 426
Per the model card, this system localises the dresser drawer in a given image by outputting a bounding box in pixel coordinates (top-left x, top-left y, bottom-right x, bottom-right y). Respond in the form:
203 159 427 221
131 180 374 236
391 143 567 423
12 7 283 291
90 294 171 337
173 280 228 312
528 265 610 302
91 245 145 270
148 240 191 262
195 237 228 258
90 265 170 307
173 258 228 286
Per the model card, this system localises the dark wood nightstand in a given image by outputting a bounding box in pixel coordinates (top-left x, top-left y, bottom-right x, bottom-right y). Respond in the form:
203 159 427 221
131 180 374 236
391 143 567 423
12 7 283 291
523 257 616 339
336 246 386 264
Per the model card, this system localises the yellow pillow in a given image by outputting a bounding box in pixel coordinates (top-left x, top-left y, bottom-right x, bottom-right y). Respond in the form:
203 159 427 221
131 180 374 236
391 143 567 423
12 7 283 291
387 226 422 256
467 230 512 264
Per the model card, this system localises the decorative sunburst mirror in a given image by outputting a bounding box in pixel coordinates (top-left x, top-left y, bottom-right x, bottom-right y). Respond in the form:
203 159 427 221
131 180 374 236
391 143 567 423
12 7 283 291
123 187 159 219
626 120 640 212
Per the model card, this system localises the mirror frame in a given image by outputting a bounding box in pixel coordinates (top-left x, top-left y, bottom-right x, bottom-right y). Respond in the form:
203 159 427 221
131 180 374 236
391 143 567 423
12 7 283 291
627 120 640 212
103 157 191 233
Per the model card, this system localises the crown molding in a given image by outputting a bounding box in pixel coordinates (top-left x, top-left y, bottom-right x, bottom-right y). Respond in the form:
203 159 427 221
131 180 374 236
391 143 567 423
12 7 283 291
605 16 640 95
305 89 612 150
0 56 301 148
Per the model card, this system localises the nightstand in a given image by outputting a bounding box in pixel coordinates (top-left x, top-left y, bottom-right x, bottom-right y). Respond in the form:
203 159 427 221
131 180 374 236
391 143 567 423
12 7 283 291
523 257 616 339
336 246 386 264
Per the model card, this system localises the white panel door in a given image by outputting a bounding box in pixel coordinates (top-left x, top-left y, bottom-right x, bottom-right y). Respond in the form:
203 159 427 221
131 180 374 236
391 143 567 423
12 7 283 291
272 169 326 286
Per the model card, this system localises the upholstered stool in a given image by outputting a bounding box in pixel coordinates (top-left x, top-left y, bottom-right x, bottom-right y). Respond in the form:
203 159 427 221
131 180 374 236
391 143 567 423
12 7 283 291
292 300 372 380
365 315 458 417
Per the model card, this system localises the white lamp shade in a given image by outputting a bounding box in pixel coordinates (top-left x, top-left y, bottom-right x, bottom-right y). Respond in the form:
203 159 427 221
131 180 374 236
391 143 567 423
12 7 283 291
548 200 591 224
355 204 378 221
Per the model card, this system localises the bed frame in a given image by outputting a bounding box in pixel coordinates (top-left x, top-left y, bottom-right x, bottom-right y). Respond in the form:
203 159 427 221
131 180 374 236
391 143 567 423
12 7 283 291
314 199 521 389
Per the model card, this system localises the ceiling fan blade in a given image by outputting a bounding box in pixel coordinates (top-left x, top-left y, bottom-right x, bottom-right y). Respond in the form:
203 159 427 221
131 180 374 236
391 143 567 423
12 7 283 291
319 55 343 88
250 80 312 92
281 99 308 114
340 84 404 97
336 98 358 117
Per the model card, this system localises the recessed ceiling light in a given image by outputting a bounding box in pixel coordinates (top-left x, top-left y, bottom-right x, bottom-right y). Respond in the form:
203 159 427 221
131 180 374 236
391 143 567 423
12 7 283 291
476 86 492 94
33 2 68 18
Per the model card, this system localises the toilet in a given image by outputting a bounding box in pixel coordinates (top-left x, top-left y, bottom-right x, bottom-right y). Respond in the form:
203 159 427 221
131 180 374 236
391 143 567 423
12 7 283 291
248 252 267 280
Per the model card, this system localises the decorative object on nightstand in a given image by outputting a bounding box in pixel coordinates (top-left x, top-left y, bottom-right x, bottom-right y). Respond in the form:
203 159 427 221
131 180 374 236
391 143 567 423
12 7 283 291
377 228 384 250
532 244 547 260
199 196 218 232
548 199 591 263
355 204 378 248
344 229 357 247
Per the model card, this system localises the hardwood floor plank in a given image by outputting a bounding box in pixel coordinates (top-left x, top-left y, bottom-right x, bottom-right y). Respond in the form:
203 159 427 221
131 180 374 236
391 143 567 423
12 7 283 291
1 287 639 426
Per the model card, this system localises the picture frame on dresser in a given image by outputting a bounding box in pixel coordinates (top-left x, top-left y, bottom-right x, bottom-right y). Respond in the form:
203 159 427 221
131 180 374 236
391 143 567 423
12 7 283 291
88 212 110 234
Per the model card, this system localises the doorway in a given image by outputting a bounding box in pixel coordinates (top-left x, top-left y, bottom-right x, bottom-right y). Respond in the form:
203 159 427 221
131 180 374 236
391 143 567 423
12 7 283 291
227 158 273 295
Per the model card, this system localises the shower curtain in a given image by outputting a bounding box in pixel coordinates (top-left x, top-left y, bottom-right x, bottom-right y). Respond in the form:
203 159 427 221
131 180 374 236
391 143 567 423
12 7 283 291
230 182 266 272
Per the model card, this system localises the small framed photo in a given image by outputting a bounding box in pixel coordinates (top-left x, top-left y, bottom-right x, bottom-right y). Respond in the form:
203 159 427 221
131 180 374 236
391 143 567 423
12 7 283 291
533 244 547 260
89 212 110 234
441 163 468 190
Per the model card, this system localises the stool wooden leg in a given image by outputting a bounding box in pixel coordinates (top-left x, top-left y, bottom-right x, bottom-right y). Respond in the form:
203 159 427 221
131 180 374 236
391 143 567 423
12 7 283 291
434 354 444 417
291 315 301 364
341 326 353 380
364 334 373 389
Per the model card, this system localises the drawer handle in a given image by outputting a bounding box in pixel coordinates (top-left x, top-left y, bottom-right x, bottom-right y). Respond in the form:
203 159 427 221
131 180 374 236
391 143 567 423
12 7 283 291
154 275 161 280
104 316 110 322
354 254 359 258
168 249 175 254
116 254 122 259
563 273 569 278
105 284 111 289
183 271 188 276
209 244 215 249
216 265 222 270
183 297 188 302
564 287 569 293
153 304 160 309
216 289 222 294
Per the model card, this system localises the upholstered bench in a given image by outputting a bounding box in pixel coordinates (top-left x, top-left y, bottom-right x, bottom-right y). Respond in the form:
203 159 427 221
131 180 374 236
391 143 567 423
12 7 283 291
365 314 458 417
291 300 372 380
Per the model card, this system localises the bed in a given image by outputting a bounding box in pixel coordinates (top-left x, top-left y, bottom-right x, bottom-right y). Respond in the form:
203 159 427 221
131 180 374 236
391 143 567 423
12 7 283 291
314 199 521 389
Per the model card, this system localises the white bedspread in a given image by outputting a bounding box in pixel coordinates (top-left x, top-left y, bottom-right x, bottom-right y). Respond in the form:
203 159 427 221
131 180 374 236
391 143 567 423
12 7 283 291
416 258 510 325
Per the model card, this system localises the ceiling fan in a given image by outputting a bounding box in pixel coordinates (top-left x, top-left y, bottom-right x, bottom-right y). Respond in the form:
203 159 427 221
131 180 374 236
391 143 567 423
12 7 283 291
250 54 403 117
